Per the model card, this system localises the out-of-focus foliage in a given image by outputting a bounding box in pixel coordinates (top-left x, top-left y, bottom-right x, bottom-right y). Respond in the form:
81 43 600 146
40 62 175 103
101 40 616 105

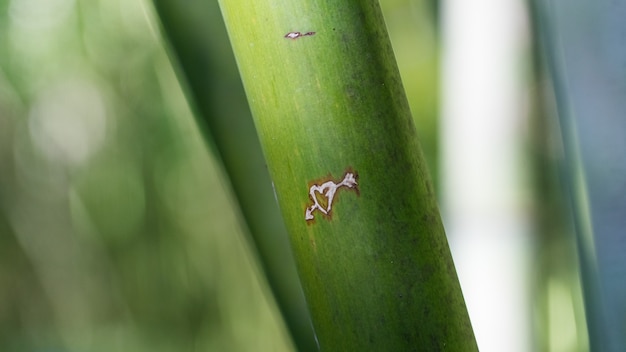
0 0 291 351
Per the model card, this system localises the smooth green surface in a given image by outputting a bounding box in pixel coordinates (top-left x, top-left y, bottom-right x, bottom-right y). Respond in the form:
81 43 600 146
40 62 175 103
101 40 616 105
219 0 476 350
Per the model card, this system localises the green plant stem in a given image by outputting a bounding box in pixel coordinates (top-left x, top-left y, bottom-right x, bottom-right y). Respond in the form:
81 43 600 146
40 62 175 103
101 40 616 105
218 0 476 350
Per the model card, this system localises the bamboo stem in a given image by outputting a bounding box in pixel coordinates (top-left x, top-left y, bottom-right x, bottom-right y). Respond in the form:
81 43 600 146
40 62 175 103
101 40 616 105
218 0 476 349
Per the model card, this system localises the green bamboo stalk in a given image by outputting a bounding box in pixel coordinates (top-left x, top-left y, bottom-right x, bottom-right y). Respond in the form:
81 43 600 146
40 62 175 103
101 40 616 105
218 0 476 350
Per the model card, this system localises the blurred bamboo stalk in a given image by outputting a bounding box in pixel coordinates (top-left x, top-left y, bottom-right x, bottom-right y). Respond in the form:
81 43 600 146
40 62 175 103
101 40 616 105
150 1 317 351
218 0 476 350
526 3 589 350
532 0 626 350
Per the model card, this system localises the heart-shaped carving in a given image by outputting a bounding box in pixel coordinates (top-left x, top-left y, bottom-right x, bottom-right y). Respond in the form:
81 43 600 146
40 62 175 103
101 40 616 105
305 171 358 221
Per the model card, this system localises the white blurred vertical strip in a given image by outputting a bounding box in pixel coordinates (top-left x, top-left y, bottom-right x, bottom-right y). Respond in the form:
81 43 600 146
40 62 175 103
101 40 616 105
441 1 531 351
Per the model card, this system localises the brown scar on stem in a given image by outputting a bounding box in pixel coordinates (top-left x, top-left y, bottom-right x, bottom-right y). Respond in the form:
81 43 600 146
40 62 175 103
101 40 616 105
305 167 359 224
284 31 316 39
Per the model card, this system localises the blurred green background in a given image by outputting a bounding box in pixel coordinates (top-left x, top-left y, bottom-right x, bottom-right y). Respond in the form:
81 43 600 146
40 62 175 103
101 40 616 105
0 0 589 351
0 0 294 350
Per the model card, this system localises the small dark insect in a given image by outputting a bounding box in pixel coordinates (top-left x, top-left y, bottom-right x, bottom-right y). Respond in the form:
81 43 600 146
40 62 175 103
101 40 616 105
284 31 316 39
